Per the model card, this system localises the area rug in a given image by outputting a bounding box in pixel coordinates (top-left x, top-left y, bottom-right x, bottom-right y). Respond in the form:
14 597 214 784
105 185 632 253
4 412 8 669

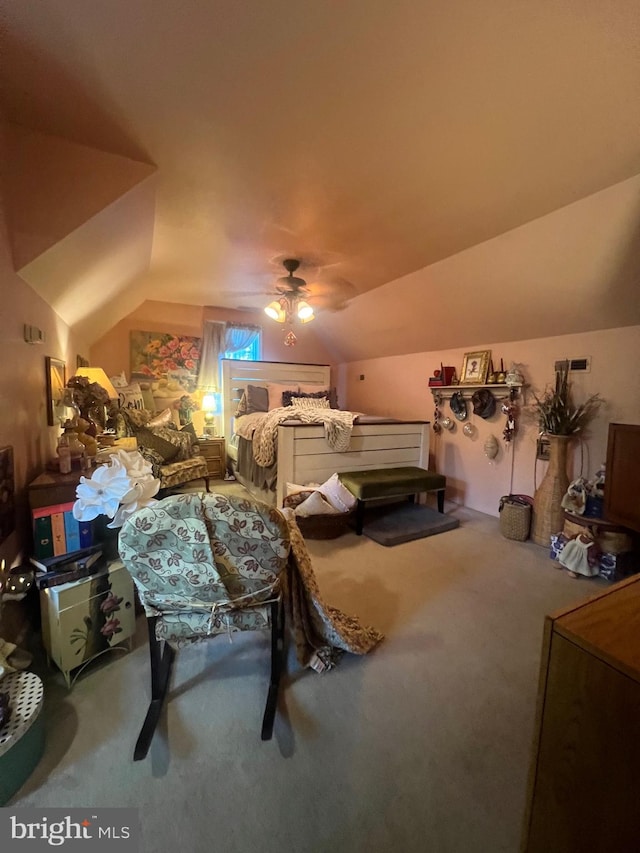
363 504 460 546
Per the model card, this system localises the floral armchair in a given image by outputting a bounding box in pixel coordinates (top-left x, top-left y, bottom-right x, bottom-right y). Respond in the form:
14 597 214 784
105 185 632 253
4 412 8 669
112 407 210 493
118 492 289 760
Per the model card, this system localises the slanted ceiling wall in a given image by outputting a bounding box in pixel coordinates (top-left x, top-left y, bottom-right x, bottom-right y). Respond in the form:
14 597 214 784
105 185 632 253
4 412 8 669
3 123 157 338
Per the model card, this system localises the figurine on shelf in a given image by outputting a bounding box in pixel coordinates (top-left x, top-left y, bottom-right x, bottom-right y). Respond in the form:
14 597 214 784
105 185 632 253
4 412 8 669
59 420 86 467
428 368 444 387
73 417 98 459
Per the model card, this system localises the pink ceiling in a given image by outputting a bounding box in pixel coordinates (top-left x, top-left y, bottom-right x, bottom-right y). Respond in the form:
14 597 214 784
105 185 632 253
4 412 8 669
1 1 639 354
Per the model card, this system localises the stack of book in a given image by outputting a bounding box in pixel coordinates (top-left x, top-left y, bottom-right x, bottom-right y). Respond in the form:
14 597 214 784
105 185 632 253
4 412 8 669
31 545 105 590
32 501 94 560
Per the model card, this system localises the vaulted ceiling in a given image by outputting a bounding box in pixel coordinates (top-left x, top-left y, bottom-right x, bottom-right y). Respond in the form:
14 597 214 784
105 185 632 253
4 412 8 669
1 1 639 359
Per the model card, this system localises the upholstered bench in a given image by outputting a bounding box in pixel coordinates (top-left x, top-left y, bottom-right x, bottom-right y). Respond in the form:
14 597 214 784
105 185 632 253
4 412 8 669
339 467 446 535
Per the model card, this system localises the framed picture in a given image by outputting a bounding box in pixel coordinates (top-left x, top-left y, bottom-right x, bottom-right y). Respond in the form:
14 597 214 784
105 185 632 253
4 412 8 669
45 356 67 426
130 330 202 393
76 355 89 369
460 350 491 385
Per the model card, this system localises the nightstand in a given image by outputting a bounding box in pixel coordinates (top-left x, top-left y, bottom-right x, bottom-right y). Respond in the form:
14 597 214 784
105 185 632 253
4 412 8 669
197 436 226 480
40 560 135 688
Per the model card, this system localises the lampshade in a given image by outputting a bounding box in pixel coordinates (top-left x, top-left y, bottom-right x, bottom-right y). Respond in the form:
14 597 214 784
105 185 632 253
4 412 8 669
201 393 221 414
72 367 118 400
296 300 314 323
264 300 287 323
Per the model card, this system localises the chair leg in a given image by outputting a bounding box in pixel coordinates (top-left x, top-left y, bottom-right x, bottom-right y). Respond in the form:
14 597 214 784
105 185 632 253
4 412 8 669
203 476 210 493
261 598 286 741
437 489 445 513
355 499 365 535
134 617 175 761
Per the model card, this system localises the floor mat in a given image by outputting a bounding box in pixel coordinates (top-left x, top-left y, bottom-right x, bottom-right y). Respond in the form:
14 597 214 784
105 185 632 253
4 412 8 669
363 504 460 546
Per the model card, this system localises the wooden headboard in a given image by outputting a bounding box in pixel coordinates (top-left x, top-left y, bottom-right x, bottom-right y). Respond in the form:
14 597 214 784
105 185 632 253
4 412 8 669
221 359 331 440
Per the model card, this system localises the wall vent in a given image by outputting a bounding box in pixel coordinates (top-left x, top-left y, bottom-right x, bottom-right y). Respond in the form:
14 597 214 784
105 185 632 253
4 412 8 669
554 357 591 373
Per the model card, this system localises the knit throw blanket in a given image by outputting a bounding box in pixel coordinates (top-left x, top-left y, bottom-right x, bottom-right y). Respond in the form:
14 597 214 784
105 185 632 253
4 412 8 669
252 406 355 468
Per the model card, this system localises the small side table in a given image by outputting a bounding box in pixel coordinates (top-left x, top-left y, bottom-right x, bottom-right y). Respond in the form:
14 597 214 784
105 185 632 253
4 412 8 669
0 671 45 805
198 436 226 480
40 560 136 688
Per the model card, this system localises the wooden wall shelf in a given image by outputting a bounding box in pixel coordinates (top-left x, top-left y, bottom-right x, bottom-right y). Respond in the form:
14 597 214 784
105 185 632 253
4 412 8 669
429 383 523 400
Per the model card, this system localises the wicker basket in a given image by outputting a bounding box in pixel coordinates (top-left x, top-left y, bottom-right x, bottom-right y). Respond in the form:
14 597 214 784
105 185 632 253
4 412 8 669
499 495 532 542
295 509 356 539
282 492 355 539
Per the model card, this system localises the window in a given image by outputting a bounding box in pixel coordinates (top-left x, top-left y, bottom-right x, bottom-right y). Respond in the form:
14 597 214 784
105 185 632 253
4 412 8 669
222 328 261 361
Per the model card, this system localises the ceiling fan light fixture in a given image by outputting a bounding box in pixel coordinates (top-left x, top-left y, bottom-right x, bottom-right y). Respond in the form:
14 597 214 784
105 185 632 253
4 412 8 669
296 300 314 322
264 299 286 322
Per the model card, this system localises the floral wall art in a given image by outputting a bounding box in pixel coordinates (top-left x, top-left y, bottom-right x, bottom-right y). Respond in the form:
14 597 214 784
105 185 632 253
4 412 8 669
130 331 202 393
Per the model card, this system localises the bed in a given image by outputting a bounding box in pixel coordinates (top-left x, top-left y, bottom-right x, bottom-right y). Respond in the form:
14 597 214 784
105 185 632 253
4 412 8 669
221 359 430 507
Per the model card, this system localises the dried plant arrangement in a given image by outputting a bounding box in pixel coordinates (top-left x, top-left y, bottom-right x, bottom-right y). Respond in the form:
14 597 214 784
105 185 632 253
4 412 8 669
531 363 604 436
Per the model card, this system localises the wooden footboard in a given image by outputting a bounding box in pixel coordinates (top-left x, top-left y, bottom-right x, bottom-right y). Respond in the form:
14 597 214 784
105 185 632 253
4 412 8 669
275 421 430 507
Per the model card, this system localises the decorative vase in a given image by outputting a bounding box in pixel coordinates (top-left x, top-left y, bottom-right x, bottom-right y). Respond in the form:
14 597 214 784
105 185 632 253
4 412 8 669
531 434 572 546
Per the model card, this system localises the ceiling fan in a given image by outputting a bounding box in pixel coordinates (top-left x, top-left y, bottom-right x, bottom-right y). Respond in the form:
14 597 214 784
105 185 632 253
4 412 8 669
225 255 358 315
264 259 316 325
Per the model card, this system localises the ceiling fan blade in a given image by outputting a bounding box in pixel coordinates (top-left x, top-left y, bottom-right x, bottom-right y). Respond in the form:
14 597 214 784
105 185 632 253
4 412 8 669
306 275 358 311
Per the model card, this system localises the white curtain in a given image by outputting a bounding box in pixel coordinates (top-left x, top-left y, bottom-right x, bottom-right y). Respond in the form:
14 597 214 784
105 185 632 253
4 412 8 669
196 321 226 390
224 324 260 356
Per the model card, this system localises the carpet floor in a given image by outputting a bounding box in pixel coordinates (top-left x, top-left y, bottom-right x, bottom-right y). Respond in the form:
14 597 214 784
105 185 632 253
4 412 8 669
7 485 606 853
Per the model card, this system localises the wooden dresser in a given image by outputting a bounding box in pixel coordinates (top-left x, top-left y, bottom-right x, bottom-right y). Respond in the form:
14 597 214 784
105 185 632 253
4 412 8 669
521 574 640 852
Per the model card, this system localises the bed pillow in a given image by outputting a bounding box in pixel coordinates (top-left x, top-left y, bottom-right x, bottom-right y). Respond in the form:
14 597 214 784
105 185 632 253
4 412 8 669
282 490 317 510
136 428 180 463
110 371 129 388
117 382 145 411
180 421 200 450
154 426 194 461
148 407 173 429
294 385 339 409
137 446 165 478
235 384 269 417
289 395 330 409
286 481 320 496
318 473 357 512
295 490 343 517
267 382 300 410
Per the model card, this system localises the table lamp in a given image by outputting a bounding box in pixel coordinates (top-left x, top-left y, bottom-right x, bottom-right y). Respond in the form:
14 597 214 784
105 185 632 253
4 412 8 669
201 392 221 436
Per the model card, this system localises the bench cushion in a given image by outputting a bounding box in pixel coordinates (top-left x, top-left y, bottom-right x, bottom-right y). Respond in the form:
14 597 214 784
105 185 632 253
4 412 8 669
339 467 446 501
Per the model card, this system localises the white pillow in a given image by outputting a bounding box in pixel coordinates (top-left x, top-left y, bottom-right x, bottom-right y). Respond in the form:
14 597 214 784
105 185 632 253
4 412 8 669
110 371 129 388
295 490 342 517
117 382 145 410
286 481 320 496
290 396 330 409
318 473 357 512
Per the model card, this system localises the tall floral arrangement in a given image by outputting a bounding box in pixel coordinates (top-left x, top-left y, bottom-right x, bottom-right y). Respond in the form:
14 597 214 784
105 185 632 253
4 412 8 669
65 375 110 414
531 363 603 436
73 450 160 528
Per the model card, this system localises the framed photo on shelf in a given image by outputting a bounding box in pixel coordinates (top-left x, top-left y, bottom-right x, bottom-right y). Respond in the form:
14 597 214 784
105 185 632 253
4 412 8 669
460 350 491 385
45 356 66 426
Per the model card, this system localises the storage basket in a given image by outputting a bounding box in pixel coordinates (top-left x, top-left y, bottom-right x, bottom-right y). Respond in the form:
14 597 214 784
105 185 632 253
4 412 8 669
283 492 355 539
294 509 356 539
499 494 532 541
